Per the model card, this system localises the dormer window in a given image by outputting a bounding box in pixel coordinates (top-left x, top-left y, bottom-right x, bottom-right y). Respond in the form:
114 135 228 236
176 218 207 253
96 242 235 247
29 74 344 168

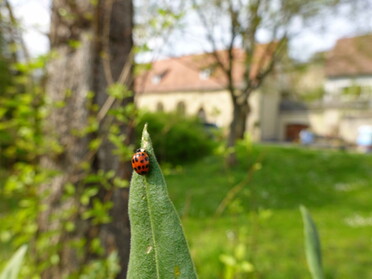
151 69 169 84
152 74 162 84
199 68 212 80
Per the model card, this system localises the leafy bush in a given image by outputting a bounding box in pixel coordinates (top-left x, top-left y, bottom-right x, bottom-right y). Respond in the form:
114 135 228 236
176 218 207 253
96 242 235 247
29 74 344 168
135 111 217 165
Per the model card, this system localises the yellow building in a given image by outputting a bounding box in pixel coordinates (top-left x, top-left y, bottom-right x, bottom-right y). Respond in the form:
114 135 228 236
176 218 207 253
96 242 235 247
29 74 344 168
135 48 281 141
135 35 372 145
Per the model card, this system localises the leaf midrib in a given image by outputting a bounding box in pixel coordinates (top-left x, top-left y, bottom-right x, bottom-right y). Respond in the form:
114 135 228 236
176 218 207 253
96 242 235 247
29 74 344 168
145 179 161 279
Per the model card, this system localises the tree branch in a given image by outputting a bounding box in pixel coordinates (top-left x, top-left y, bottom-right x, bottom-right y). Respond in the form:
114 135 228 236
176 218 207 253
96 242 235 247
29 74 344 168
102 0 115 85
226 0 239 93
251 34 288 91
192 0 229 75
241 0 262 92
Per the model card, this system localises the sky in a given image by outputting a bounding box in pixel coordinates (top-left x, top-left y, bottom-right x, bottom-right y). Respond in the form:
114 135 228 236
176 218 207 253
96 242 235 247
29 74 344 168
10 0 50 57
9 0 372 61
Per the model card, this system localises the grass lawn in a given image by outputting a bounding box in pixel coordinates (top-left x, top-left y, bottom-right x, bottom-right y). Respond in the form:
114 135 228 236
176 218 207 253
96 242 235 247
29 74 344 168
164 144 372 279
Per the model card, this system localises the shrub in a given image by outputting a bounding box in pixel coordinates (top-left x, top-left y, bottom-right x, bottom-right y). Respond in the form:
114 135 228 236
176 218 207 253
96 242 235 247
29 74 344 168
135 111 217 165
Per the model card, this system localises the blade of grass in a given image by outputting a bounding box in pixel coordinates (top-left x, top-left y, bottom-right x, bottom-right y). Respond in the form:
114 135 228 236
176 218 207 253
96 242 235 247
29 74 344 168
300 205 324 279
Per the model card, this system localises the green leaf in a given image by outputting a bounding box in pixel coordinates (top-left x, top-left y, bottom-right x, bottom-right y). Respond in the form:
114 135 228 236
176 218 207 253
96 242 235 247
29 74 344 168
89 138 102 151
107 83 131 100
300 206 324 279
127 124 198 279
68 39 82 49
0 245 27 279
113 177 128 188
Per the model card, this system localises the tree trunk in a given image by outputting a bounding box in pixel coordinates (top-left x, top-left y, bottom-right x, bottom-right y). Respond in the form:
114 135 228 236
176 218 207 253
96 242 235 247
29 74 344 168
92 1 133 277
227 95 250 166
38 0 133 278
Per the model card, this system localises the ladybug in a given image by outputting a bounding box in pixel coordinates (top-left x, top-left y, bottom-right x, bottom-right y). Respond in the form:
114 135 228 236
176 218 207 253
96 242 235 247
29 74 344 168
131 148 150 175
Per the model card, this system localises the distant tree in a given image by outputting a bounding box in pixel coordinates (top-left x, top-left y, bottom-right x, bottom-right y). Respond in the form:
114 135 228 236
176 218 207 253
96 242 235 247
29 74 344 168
192 0 345 164
38 0 134 278
134 0 186 60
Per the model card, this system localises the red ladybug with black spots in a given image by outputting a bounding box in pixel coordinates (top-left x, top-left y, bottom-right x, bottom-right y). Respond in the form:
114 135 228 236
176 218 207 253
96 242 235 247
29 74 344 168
131 148 150 175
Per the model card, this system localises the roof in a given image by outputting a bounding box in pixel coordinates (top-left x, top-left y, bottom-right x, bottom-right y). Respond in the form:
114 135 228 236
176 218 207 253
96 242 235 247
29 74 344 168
326 34 372 78
135 45 277 94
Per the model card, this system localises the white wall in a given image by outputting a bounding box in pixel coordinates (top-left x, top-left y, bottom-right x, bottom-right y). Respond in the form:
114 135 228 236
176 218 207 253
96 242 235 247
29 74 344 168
136 90 232 128
260 91 280 141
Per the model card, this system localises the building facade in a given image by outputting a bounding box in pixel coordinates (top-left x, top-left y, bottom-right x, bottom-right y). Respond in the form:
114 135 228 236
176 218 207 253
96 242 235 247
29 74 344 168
135 48 281 141
135 35 372 145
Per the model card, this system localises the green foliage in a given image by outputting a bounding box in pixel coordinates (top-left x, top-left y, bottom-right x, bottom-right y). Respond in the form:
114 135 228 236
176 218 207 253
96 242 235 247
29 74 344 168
300 206 324 279
107 83 132 100
341 84 362 98
134 3 185 59
0 4 191 278
136 111 217 165
0 57 12 94
0 52 132 277
219 231 254 279
301 87 325 102
127 125 198 279
0 57 47 271
82 199 113 225
0 245 27 279
0 56 46 165
78 252 120 279
0 30 13 95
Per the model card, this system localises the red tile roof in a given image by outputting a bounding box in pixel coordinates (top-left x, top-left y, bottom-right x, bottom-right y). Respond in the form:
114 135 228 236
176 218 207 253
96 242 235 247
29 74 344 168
135 45 277 93
326 34 372 77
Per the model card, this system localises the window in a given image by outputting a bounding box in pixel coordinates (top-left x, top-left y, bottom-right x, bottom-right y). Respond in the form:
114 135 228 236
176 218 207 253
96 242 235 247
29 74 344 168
197 107 206 121
199 68 212 80
156 102 164 112
176 101 186 115
152 75 161 84
151 69 169 84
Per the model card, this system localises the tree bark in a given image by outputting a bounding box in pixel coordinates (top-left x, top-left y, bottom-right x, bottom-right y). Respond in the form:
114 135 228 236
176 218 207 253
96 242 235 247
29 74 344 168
226 91 251 165
227 102 250 147
38 0 133 278
92 1 133 277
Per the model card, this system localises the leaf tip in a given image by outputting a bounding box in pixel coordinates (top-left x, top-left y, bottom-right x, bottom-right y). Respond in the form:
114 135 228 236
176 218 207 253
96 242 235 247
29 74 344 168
141 123 153 151
141 123 148 142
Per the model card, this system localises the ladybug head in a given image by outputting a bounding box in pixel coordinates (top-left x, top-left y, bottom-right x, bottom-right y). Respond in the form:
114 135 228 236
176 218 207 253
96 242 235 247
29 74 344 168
136 148 146 153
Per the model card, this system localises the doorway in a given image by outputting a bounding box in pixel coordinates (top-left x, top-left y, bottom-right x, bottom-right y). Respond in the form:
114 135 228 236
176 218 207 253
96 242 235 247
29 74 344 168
285 124 309 142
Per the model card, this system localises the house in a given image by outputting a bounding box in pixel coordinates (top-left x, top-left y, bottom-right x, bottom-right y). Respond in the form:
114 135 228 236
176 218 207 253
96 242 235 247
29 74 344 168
135 47 281 141
325 34 372 103
276 34 372 144
135 34 372 145
320 34 372 143
276 53 326 141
